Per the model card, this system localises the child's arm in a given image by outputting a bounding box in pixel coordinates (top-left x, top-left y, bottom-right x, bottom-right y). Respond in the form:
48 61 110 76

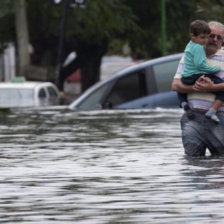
194 46 220 73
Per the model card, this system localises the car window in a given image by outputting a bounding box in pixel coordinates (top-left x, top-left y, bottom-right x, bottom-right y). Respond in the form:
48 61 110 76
104 70 146 107
77 83 110 110
47 86 58 97
38 88 47 98
152 59 180 92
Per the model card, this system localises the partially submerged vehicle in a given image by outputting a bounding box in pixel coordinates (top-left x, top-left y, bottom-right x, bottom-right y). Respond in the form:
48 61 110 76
0 80 60 109
69 53 183 111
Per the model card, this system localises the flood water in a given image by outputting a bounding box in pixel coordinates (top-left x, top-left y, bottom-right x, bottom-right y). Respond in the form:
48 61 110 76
1 107 224 223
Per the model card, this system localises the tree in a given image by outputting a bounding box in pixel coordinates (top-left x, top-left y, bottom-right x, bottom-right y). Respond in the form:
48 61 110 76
15 0 30 76
25 0 140 92
1 0 224 93
0 0 30 76
0 0 17 52
57 0 140 92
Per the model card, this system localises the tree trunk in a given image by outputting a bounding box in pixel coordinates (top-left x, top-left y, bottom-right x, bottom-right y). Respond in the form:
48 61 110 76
15 0 30 77
80 55 101 92
58 38 108 92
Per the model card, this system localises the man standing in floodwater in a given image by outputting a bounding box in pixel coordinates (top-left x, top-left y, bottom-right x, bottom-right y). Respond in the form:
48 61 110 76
172 21 224 157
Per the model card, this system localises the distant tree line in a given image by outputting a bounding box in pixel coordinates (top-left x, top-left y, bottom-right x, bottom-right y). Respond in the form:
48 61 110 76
0 0 224 92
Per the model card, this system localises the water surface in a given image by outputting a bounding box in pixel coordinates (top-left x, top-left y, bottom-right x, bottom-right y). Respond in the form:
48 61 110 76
1 107 224 223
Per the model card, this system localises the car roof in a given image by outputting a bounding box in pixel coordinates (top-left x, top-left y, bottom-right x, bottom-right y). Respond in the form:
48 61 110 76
97 53 182 86
0 81 53 89
112 53 183 78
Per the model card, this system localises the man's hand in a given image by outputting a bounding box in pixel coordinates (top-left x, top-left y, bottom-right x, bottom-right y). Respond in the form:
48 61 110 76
193 75 214 92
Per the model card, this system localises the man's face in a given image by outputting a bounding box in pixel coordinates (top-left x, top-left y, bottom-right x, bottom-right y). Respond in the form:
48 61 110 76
206 26 223 53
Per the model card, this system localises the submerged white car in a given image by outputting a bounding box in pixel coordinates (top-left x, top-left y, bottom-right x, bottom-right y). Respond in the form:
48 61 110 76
0 81 60 108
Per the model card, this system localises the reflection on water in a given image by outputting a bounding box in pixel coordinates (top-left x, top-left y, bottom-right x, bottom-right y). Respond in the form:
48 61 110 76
1 107 224 223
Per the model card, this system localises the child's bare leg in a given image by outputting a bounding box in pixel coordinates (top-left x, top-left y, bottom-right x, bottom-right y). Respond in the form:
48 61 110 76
205 99 222 124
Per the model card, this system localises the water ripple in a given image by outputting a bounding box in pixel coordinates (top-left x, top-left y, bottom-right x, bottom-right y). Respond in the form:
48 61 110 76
1 108 224 223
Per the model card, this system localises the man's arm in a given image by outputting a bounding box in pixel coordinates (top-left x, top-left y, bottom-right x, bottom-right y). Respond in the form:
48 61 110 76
172 75 224 93
172 54 224 94
171 56 195 94
194 76 224 92
171 78 195 93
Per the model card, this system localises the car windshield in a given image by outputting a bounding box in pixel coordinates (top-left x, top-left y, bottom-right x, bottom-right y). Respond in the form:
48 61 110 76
0 88 34 107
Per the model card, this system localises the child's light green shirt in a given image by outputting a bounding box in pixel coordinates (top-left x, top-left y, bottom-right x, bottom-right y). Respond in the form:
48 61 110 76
182 41 220 77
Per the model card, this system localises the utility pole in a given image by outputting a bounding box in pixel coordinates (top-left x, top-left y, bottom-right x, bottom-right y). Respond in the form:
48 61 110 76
161 0 167 56
15 0 30 76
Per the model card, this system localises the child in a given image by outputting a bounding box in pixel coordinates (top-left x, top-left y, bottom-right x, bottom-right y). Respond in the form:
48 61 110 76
178 19 224 124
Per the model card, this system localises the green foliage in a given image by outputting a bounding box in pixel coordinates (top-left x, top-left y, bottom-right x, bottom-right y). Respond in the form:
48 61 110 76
0 0 17 18
194 0 224 21
165 0 197 54
123 0 162 58
0 0 18 51
25 0 142 65
66 0 140 45
0 14 15 50
1 0 224 61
